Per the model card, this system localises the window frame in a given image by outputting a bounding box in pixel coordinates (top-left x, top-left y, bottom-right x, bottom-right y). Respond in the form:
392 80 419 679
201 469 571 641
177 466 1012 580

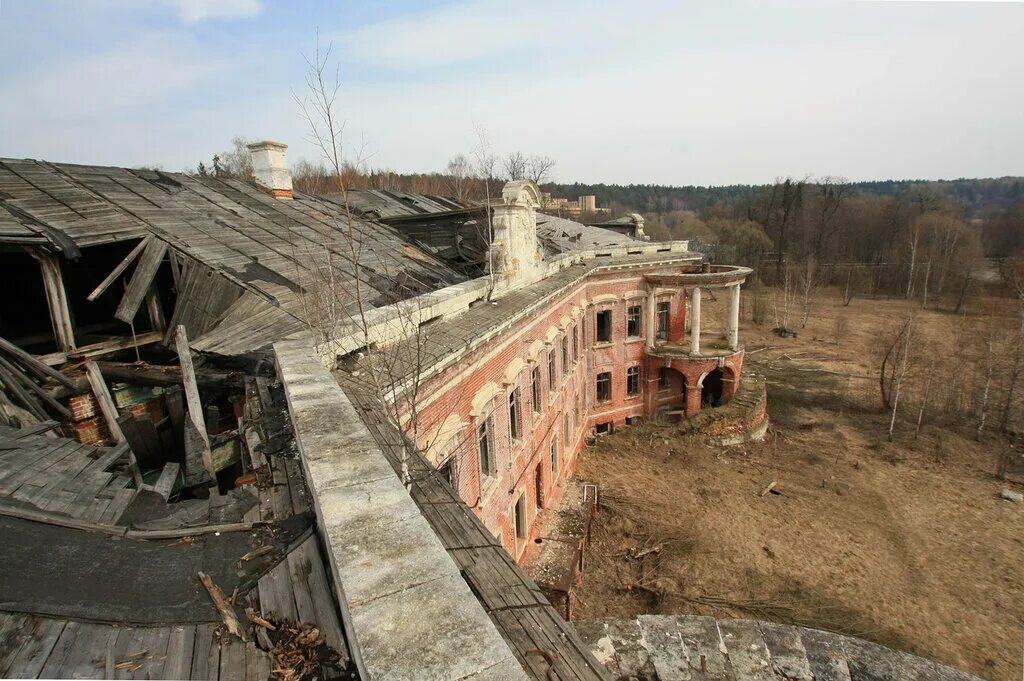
561 336 570 375
658 366 670 391
508 387 521 442
550 436 559 473
596 371 612 403
656 302 670 340
626 365 642 396
548 349 557 392
477 416 496 481
531 365 542 413
596 310 613 343
514 493 527 539
626 305 642 338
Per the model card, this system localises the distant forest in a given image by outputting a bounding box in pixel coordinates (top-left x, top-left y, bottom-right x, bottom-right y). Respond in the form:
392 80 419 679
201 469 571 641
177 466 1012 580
198 137 1024 301
543 177 1024 219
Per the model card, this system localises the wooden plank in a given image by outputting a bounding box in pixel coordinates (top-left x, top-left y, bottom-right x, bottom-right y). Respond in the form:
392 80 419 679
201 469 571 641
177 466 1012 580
190 624 220 681
0 355 71 419
114 239 167 323
84 361 125 444
145 285 167 334
175 326 215 487
153 461 180 500
0 335 75 387
0 613 33 674
218 638 247 681
0 359 49 422
1 616 67 678
30 249 76 353
39 619 83 678
163 625 197 681
75 622 122 679
87 236 151 301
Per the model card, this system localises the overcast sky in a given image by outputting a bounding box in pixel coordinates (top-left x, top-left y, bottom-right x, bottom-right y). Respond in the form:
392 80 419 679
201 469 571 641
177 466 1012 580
0 0 1020 186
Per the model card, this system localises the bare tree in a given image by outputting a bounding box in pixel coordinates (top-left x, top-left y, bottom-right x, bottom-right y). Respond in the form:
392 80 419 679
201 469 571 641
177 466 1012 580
473 126 498 299
525 155 556 185
445 154 472 201
503 151 527 181
798 257 818 328
887 313 914 442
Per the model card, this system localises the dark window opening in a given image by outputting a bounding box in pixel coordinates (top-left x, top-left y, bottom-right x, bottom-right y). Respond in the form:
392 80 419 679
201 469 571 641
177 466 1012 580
572 324 579 362
531 366 542 413
514 493 527 539
535 462 544 509
627 305 642 337
439 459 455 488
508 388 521 441
595 422 612 435
548 350 557 392
550 437 559 473
561 336 569 375
658 367 670 390
627 366 641 396
656 302 670 340
596 310 612 343
478 418 495 480
596 372 612 402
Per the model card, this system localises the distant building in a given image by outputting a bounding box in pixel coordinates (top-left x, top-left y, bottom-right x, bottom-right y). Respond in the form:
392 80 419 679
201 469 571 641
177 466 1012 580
539 191 609 216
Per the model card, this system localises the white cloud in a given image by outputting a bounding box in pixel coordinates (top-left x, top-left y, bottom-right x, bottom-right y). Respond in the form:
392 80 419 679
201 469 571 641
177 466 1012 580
171 0 262 23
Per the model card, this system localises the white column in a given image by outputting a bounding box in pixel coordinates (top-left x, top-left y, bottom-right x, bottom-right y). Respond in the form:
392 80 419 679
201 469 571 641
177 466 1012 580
646 288 657 347
727 283 740 350
690 287 701 355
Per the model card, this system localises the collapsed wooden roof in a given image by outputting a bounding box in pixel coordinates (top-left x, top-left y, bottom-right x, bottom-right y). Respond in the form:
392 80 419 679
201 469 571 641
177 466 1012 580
0 159 469 355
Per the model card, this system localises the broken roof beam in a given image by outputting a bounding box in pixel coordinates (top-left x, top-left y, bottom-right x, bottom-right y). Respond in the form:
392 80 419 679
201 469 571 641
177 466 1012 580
114 238 167 323
175 325 217 491
29 248 75 352
83 361 125 444
0 335 75 388
86 236 151 302
0 354 71 419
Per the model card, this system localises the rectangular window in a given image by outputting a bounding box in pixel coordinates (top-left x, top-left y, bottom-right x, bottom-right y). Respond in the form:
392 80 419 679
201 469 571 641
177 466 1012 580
596 310 612 343
563 413 570 446
658 366 670 390
562 336 569 375
656 302 670 340
514 493 527 539
572 324 579 362
627 365 641 396
595 422 612 435
548 350 557 392
627 305 642 337
439 459 455 488
478 418 495 480
508 388 521 441
596 371 612 402
550 437 559 473
531 366 542 413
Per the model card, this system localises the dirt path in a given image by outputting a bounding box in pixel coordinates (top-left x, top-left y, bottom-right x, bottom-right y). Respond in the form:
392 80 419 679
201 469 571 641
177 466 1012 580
574 290 1023 681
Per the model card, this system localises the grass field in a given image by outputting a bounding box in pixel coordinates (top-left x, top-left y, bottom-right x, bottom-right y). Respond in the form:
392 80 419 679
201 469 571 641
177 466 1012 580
573 288 1023 681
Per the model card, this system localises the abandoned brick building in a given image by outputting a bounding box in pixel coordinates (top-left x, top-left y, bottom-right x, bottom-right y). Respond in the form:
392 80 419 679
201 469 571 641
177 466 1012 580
0 144 975 681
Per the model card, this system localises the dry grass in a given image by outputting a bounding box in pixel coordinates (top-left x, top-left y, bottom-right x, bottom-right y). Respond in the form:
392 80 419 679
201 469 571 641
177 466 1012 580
574 288 1024 681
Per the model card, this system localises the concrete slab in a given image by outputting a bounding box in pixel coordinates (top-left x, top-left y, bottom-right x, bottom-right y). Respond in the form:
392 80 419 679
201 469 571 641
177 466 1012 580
326 506 459 607
275 338 528 681
349 572 522 681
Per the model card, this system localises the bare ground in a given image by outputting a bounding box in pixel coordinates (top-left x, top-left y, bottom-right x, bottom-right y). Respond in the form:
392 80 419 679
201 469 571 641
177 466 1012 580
573 290 1024 681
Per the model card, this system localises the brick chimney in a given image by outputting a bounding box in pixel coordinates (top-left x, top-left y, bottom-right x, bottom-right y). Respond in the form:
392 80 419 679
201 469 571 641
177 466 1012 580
247 140 293 199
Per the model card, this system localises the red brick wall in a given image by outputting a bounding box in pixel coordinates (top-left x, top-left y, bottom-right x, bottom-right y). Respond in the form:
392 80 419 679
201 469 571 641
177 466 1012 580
404 266 745 561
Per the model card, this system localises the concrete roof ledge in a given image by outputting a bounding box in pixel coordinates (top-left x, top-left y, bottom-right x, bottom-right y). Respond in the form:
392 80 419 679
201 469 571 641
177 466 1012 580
274 336 528 681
